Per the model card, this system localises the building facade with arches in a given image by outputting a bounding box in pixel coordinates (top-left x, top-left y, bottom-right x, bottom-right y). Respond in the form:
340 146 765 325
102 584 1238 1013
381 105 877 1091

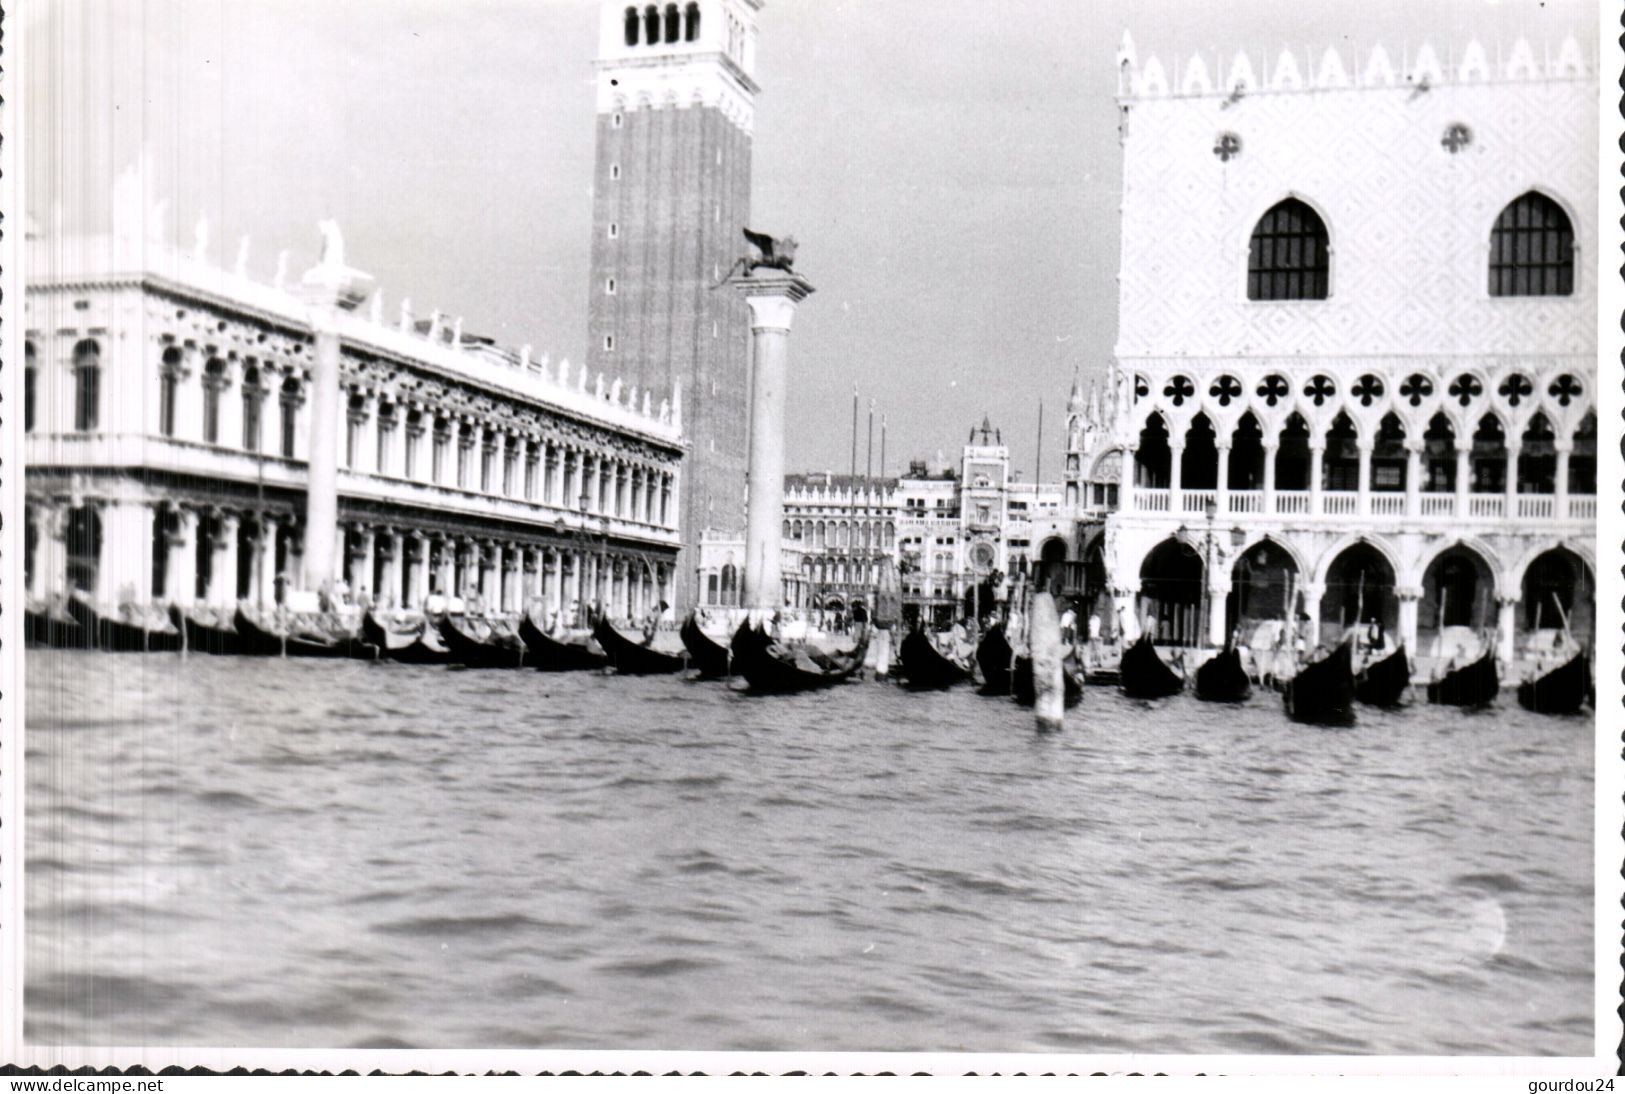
1092 33 1597 662
24 188 686 627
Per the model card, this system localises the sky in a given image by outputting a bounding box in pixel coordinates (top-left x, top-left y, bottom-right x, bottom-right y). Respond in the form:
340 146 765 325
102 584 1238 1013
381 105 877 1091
25 0 1599 480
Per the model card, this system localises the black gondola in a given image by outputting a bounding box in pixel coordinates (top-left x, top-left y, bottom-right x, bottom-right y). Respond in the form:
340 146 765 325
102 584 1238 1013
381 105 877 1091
1517 650 1588 715
435 614 530 667
1355 645 1410 707
236 608 380 660
1119 636 1183 699
679 613 734 678
1011 655 1084 707
975 624 1016 695
169 603 244 655
898 628 971 690
1283 640 1356 726
26 604 85 648
1425 647 1499 708
1195 646 1250 703
592 618 688 675
363 611 453 665
733 623 869 694
518 613 608 672
64 596 184 653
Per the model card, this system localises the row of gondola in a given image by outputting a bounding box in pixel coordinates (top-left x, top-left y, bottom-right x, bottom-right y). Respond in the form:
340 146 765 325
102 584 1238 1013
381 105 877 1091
893 623 1589 724
25 596 873 696
29 596 1591 717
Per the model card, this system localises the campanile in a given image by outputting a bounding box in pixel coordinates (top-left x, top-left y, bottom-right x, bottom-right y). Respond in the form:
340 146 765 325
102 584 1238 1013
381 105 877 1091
587 0 762 609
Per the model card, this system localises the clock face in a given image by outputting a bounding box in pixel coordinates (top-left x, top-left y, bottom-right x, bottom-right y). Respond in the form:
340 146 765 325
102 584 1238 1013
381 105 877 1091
971 542 996 571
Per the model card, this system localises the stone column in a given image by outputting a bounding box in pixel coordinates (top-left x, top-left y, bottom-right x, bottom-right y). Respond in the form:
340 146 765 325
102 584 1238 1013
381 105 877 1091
1306 444 1325 516
164 506 198 607
1396 585 1422 652
256 515 282 610
1355 442 1372 517
297 242 371 595
1404 443 1422 518
211 512 240 608
97 500 154 608
1298 580 1325 650
1555 443 1572 520
1120 446 1138 514
356 526 377 602
1496 594 1519 663
435 537 454 599
383 529 404 608
409 534 430 608
218 357 244 452
483 543 502 608
1215 444 1231 515
1262 443 1278 514
1504 443 1521 516
1168 444 1184 514
1454 446 1471 518
732 270 815 612
1206 556 1230 648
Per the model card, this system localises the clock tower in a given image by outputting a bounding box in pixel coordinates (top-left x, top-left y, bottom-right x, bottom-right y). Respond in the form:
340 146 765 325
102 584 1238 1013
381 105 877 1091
586 0 763 609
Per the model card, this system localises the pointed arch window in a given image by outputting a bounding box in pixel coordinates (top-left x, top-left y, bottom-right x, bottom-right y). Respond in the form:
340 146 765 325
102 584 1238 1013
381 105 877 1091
1247 198 1329 301
664 3 679 42
684 2 700 41
624 6 640 45
1489 191 1574 297
643 6 660 46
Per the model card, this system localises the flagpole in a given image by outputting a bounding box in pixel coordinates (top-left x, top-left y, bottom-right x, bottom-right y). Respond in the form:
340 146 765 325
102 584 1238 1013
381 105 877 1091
866 398 875 480
880 414 887 479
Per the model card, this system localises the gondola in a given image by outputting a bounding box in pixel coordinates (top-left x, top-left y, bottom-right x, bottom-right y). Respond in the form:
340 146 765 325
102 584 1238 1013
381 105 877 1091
1516 649 1588 715
1010 654 1085 707
1283 640 1356 726
975 623 1016 695
518 613 608 672
435 614 530 668
169 603 245 655
1119 636 1183 699
733 623 869 694
898 628 971 690
25 604 85 649
362 611 453 665
236 607 380 660
592 617 688 675
679 613 735 679
1425 647 1498 708
64 595 184 653
1194 646 1250 703
1355 645 1410 707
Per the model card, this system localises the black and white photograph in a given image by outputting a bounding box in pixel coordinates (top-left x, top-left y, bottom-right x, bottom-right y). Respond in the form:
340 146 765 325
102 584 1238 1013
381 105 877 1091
5 0 1620 1076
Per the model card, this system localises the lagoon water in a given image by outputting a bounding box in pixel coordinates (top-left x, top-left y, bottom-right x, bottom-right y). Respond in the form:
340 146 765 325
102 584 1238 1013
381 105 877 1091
24 650 1594 1055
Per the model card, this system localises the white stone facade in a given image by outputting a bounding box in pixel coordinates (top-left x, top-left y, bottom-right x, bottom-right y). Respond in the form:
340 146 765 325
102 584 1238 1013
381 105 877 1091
1091 33 1598 662
25 193 686 625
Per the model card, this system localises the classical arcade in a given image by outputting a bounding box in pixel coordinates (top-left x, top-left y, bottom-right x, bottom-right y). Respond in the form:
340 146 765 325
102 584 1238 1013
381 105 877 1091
25 195 685 627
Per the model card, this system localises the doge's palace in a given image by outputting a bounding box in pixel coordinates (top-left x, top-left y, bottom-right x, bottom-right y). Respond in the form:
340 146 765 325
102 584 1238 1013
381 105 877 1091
1091 33 1596 665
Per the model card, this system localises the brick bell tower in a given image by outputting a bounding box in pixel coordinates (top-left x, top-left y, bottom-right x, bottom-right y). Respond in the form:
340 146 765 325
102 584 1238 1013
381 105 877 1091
586 0 762 611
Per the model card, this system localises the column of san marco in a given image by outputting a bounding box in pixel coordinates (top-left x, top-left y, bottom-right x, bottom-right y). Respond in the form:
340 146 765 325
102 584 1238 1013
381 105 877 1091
731 260 815 621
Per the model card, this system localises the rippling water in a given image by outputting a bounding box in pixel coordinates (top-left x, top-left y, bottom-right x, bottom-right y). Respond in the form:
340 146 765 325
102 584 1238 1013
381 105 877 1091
24 650 1594 1054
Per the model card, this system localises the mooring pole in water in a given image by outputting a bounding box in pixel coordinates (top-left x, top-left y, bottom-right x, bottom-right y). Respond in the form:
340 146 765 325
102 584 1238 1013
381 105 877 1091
1031 589 1065 731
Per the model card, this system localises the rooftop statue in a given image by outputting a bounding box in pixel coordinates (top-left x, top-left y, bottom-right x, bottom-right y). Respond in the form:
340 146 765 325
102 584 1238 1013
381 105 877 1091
715 227 799 285
316 218 346 270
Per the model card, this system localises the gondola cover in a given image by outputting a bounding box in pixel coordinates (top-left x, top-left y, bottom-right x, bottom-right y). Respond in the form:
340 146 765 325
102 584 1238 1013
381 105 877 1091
898 629 970 690
679 614 734 678
518 614 607 671
1283 640 1356 726
1355 645 1410 707
592 618 688 675
1425 648 1499 708
733 623 868 694
1195 646 1250 703
976 624 1016 695
1120 636 1184 699
1516 650 1588 715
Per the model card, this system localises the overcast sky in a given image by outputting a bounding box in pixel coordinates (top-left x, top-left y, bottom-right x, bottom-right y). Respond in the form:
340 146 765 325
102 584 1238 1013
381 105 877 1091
26 0 1598 479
